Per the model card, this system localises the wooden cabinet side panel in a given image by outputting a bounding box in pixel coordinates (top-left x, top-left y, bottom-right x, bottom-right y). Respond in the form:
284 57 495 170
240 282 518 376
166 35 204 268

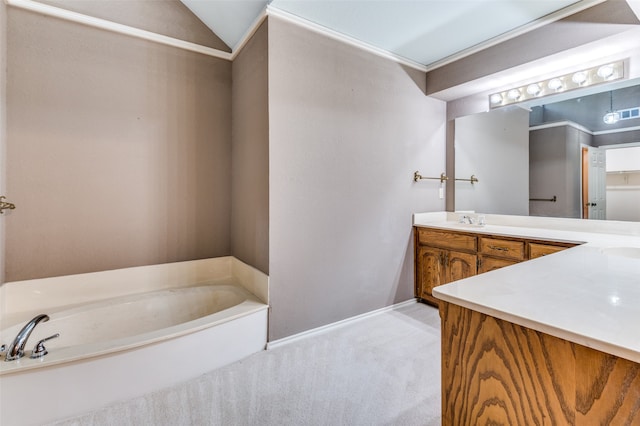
440 303 576 426
575 345 640 425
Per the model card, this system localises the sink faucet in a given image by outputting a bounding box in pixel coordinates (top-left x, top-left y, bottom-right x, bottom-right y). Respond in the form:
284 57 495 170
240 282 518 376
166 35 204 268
459 215 474 225
5 314 50 361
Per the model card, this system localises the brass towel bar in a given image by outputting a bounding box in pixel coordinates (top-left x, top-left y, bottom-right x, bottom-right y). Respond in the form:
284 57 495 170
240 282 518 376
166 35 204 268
529 195 557 202
455 175 479 184
414 171 448 183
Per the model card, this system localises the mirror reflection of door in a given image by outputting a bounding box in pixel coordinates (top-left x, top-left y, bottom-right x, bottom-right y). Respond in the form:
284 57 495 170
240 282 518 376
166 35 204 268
582 147 606 220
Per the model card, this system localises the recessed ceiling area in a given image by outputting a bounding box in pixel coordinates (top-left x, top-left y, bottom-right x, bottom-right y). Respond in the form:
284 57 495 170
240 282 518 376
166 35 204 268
530 83 640 132
180 0 600 68
269 0 580 67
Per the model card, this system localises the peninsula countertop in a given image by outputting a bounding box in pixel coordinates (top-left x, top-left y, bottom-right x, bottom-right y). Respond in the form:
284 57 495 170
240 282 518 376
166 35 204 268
415 212 640 364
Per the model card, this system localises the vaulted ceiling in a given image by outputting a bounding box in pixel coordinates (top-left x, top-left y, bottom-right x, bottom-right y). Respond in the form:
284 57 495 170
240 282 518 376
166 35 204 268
180 0 602 69
179 0 640 131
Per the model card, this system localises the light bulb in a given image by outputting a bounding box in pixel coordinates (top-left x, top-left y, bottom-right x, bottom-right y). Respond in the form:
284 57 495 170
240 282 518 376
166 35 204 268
572 71 587 85
603 112 620 124
597 64 614 79
526 83 541 96
490 93 503 104
507 89 521 100
548 78 563 91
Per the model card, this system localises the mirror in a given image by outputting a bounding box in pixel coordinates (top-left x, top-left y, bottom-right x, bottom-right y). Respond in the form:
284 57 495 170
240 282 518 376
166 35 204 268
454 79 640 222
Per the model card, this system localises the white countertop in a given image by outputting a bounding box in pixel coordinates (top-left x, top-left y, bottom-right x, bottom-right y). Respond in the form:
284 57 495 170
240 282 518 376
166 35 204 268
415 212 640 364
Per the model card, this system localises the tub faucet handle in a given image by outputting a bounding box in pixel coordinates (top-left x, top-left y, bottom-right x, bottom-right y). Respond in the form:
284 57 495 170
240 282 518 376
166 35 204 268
30 333 60 359
5 314 50 361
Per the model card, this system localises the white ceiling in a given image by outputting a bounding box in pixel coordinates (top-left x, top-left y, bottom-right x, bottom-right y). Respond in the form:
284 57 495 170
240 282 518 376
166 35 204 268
180 0 602 68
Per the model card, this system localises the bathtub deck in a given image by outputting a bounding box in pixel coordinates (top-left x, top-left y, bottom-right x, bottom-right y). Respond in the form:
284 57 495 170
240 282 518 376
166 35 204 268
0 257 269 426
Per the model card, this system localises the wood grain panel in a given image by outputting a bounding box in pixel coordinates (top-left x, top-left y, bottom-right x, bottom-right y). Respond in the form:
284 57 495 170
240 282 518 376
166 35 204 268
529 242 569 259
575 346 640 425
441 302 575 425
478 256 519 274
441 302 640 425
416 246 444 305
479 237 525 261
417 228 477 251
447 250 477 282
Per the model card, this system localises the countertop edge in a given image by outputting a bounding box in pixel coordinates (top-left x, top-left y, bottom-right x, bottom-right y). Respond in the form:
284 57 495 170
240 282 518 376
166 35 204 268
417 215 640 364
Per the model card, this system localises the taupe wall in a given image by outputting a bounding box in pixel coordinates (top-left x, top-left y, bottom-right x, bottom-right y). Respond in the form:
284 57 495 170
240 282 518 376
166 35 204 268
6 7 232 280
231 21 269 274
529 125 592 218
596 129 640 147
268 17 446 340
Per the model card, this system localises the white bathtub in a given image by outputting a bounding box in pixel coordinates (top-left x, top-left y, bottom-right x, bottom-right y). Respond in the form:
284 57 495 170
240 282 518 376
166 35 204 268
0 257 269 426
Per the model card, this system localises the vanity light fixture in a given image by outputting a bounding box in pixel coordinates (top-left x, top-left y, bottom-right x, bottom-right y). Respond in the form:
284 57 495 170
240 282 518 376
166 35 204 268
489 60 625 109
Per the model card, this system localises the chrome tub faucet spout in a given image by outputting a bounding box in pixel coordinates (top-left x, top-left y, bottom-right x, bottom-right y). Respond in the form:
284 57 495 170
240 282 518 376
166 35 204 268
5 314 50 361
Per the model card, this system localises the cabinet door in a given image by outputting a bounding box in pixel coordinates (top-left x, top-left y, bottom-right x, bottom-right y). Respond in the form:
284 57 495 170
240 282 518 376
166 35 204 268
446 250 477 282
478 256 518 274
416 246 444 305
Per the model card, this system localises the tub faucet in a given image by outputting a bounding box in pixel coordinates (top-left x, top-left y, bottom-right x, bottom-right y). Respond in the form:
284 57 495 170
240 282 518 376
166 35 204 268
5 314 50 361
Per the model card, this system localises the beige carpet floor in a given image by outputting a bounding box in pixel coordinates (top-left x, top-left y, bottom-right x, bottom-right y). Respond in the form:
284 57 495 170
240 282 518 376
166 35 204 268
50 302 441 426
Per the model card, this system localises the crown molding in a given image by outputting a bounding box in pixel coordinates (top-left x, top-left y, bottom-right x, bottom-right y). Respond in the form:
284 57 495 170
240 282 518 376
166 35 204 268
265 6 428 73
424 0 608 72
230 8 268 60
6 0 233 60
529 121 640 136
594 125 640 136
530 120 593 134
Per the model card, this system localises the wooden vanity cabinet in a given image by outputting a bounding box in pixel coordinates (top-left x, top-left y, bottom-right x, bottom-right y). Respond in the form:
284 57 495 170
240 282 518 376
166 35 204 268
415 246 445 302
414 226 579 306
478 236 524 273
416 246 477 305
415 228 477 306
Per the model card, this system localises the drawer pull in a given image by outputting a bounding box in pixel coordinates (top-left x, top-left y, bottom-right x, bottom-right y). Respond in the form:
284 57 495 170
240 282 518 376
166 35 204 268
488 245 509 252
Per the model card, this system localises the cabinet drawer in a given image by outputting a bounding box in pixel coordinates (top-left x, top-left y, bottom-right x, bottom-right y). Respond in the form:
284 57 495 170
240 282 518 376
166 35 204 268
479 237 525 260
417 228 477 251
529 242 568 259
478 256 519 274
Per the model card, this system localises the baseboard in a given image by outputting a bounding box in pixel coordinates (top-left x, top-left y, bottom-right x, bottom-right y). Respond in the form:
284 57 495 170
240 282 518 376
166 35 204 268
266 298 418 350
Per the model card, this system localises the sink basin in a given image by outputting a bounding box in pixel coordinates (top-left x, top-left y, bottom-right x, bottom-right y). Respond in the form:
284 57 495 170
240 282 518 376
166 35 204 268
600 247 640 259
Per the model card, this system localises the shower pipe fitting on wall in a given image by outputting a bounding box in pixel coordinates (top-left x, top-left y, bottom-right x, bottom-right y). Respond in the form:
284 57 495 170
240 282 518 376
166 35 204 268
0 196 16 214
